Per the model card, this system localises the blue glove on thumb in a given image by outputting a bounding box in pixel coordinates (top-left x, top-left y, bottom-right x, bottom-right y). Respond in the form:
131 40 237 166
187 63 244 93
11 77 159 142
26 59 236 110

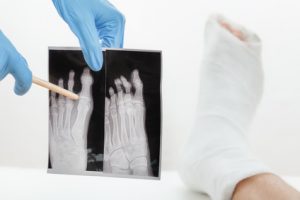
0 31 32 95
52 0 125 71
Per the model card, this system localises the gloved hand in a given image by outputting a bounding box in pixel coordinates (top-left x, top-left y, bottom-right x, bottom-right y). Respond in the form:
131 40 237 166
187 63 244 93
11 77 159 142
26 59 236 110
0 31 32 95
52 0 125 71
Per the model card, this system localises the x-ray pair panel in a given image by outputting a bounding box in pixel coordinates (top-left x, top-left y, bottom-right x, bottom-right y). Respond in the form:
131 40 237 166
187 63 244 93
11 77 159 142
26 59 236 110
48 48 161 179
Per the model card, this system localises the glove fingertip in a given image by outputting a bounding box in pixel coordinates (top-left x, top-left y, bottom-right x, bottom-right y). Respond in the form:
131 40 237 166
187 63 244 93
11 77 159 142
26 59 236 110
83 48 103 72
14 69 32 96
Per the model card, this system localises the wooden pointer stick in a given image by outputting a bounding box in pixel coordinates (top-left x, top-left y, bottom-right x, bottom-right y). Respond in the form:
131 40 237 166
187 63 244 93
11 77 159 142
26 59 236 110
32 76 79 100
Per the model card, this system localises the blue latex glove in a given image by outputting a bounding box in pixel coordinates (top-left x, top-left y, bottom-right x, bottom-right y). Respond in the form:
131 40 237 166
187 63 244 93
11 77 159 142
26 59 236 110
52 0 125 71
0 31 32 95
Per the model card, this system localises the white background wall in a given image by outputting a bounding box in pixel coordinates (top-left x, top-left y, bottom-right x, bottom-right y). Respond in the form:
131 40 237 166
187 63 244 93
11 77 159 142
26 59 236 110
0 0 300 176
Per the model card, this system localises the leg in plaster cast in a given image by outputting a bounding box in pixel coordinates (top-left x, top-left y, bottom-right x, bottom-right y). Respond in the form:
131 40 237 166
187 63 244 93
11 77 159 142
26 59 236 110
49 68 93 173
104 70 152 176
179 15 300 200
178 15 269 200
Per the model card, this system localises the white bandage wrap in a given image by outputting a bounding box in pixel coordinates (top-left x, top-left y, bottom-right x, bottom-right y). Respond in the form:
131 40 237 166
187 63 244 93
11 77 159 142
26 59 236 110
178 15 270 200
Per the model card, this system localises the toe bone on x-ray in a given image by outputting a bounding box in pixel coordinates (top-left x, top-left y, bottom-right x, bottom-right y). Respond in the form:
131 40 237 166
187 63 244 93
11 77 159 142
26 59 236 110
48 49 161 179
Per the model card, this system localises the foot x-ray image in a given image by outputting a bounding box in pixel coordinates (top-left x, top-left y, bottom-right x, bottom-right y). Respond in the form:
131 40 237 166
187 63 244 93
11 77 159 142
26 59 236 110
48 48 161 179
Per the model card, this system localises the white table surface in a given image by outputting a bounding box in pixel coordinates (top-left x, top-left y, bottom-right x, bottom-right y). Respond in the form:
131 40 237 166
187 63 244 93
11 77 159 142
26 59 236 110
0 167 299 200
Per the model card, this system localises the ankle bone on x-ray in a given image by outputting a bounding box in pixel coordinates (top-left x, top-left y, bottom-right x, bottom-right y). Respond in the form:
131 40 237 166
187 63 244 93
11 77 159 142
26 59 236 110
49 68 93 173
104 69 151 176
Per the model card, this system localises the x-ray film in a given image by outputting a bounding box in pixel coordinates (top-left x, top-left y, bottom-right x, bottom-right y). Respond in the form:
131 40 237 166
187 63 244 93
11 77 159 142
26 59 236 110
48 47 162 179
